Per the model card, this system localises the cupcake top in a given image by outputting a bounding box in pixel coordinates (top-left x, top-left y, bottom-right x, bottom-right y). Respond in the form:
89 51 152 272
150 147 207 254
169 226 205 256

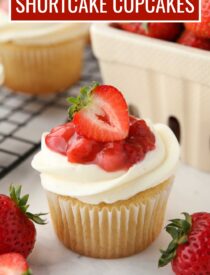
32 83 180 204
0 2 89 45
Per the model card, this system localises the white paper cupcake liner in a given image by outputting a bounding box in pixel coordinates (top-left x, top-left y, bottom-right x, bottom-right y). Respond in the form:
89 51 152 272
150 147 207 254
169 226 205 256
46 178 172 259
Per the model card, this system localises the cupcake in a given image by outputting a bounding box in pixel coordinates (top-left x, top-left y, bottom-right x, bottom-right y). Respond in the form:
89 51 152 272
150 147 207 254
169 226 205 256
32 82 180 258
0 3 89 94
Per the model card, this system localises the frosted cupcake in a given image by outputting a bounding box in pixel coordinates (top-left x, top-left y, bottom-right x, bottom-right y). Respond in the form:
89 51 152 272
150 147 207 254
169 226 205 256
0 4 88 94
32 83 180 258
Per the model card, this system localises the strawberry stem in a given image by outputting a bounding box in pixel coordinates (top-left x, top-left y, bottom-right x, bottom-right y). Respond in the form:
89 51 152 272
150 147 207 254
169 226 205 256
9 185 47 225
158 213 192 267
67 81 99 120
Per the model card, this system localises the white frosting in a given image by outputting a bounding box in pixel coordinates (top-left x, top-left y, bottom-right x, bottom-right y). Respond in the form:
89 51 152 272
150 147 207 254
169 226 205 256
32 123 180 204
0 11 89 45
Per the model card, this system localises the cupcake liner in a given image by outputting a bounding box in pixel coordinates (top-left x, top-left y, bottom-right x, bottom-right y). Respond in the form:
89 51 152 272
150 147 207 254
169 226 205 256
46 178 172 259
0 38 86 94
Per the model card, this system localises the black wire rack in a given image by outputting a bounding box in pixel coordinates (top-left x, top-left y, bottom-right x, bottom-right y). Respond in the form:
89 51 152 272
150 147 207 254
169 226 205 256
0 47 102 179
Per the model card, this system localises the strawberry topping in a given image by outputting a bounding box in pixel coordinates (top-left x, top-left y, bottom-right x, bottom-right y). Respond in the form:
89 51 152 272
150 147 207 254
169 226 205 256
46 83 156 172
46 116 156 172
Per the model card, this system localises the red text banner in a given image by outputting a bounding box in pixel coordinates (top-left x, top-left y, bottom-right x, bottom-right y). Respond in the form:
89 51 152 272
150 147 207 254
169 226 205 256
11 0 200 21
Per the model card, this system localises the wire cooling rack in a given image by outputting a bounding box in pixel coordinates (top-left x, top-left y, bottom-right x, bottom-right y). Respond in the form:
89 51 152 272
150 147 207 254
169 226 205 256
0 47 101 179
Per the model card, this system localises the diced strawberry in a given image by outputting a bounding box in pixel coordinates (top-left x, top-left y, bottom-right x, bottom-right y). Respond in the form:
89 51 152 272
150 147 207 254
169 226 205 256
67 135 101 163
69 84 129 142
46 117 156 171
96 142 126 172
45 136 67 155
124 142 144 167
0 253 31 275
50 122 75 141
129 120 155 153
46 122 75 155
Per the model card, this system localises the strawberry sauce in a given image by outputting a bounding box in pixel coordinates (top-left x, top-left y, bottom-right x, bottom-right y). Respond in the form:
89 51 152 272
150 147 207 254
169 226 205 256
46 117 156 172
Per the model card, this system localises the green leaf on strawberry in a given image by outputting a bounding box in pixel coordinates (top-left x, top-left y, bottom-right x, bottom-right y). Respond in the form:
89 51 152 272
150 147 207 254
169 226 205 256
67 82 99 120
159 212 210 275
67 83 129 142
0 185 47 258
159 213 192 267
9 185 47 225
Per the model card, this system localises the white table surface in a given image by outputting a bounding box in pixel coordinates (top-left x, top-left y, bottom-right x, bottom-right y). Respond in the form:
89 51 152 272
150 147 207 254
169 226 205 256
0 155 210 275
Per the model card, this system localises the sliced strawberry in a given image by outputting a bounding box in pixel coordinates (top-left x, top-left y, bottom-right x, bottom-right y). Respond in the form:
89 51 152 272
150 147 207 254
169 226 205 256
0 253 32 275
96 142 126 172
67 83 129 142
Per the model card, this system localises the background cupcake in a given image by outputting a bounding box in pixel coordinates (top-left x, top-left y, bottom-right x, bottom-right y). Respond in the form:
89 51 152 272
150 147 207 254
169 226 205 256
0 2 89 94
32 83 180 258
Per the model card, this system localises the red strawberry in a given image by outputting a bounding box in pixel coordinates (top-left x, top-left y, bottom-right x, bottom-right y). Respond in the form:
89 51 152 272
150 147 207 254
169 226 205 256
50 122 75 140
116 23 142 34
96 142 126 172
124 142 144 167
67 82 129 142
129 119 155 153
159 212 210 275
0 253 32 275
177 30 210 51
185 0 210 39
117 23 183 41
67 134 101 163
46 122 75 155
0 186 46 258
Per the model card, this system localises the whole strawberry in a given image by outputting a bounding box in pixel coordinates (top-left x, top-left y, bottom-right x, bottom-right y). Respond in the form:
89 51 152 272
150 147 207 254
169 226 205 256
177 30 210 51
0 253 32 275
117 23 183 41
185 0 210 39
159 212 210 275
0 185 46 257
